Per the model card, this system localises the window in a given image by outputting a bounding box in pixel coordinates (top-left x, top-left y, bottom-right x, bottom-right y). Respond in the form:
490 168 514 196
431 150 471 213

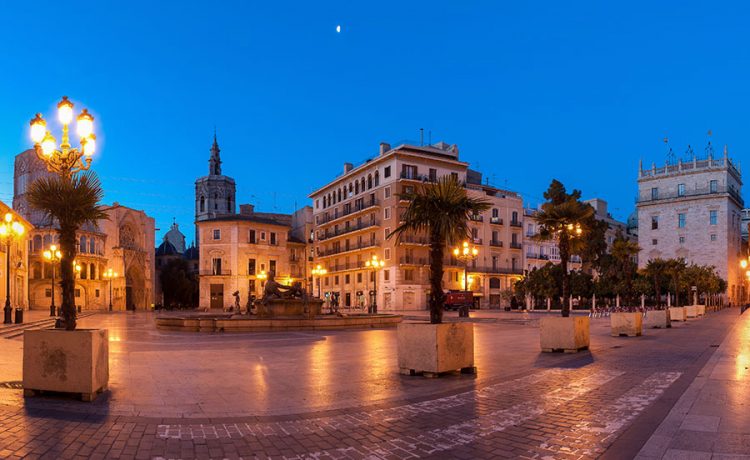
80 236 87 253
269 260 276 275
429 168 437 181
385 227 391 239
710 210 718 225
200 196 205 212
213 229 221 240
75 289 80 298
451 172 458 181
651 187 659 200
45 289 51 298
384 207 391 220
345 274 351 284
384 166 391 178
227 197 232 212
248 258 256 275
315 199 319 209
651 216 659 230
95 289 100 298
384 186 391 199
384 269 390 281
710 234 717 241
334 275 339 285
384 248 391 260
677 183 685 197
679 236 685 244
270 232 277 245
404 269 414 281
492 208 499 217
678 213 686 228
652 239 658 245
212 258 222 275
357 273 362 283
249 229 256 243
248 279 256 294
260 231 266 241
710 180 718 193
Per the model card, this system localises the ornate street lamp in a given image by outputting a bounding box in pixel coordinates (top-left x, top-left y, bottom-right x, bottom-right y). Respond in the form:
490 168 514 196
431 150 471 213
103 268 118 311
1 213 25 324
311 264 327 299
364 255 385 314
453 241 479 317
43 244 62 317
29 97 96 178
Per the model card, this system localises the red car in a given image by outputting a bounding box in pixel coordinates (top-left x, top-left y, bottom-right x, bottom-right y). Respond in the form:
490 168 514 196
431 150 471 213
445 290 473 311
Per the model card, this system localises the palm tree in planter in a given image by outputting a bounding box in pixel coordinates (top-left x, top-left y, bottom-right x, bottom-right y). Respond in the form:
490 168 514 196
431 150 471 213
534 180 595 353
27 172 107 330
388 176 490 375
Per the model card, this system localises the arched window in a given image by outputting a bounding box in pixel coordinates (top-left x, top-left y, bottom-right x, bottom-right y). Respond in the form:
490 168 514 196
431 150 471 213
492 208 499 217
360 178 365 193
80 265 87 279
43 234 51 248
200 196 205 212
338 189 342 202
90 263 96 280
512 211 518 223
33 235 42 252
367 175 372 189
489 278 501 289
355 181 359 194
89 239 95 254
227 197 231 212
374 171 380 186
79 236 87 253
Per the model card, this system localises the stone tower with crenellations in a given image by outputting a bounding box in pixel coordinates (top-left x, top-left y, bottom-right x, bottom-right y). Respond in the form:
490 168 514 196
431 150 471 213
194 132 236 245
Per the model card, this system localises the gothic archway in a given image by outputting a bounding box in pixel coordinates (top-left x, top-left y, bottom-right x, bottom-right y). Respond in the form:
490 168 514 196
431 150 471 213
125 265 145 310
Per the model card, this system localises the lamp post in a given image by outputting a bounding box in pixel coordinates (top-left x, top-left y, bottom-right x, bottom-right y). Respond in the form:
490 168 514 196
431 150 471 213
103 268 118 311
364 255 385 314
1 213 25 324
29 96 97 330
311 264 327 298
43 245 62 317
453 241 479 317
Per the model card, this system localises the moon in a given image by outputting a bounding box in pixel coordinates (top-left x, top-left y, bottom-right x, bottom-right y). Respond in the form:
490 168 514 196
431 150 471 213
336 25 341 33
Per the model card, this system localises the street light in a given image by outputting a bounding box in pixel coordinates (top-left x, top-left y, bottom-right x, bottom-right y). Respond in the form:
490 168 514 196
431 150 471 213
364 255 385 314
30 96 96 178
453 241 479 317
103 268 118 311
43 244 62 317
1 213 25 324
311 264 327 298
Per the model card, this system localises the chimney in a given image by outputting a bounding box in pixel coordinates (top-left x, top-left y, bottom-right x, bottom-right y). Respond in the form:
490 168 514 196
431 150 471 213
240 204 255 216
344 162 353 174
379 142 390 155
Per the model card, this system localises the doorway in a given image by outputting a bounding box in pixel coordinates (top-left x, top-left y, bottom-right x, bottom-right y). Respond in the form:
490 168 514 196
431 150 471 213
210 284 224 309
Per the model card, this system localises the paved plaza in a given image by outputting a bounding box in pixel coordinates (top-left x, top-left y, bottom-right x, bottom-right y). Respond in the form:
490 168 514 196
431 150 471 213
0 308 748 459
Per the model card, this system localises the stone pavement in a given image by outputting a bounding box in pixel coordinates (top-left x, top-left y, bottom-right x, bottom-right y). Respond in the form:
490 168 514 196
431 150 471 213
0 308 743 459
635 308 750 459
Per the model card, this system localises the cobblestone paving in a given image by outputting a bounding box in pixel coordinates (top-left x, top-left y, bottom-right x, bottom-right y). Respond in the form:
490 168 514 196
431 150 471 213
0 309 739 459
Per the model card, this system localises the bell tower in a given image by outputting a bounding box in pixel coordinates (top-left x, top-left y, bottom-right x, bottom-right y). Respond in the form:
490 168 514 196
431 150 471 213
194 131 236 244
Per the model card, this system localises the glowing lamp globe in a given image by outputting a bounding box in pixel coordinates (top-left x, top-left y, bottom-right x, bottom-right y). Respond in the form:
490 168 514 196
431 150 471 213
57 96 74 125
76 109 94 138
41 132 57 156
30 114 46 144
83 134 96 156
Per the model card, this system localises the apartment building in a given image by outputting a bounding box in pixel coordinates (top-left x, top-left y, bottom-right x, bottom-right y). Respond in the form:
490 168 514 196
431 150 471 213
522 207 583 272
309 141 525 311
196 206 307 309
636 148 743 303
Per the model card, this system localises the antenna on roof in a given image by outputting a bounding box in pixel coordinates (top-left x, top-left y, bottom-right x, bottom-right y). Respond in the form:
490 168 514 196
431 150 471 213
419 128 424 146
705 129 714 158
664 135 675 165
428 130 432 145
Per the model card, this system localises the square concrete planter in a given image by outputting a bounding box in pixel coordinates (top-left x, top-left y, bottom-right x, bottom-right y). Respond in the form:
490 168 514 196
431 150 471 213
610 312 642 337
696 305 705 316
643 309 671 328
685 305 698 318
397 322 475 376
539 316 589 353
23 329 109 401
669 307 686 322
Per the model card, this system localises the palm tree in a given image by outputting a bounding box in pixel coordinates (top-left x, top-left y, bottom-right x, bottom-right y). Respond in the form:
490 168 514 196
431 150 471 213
389 176 490 324
533 185 594 317
610 235 641 305
27 172 107 330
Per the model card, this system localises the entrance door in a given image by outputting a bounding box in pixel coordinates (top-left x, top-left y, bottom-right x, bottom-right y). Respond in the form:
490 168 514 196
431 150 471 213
125 286 134 310
210 284 224 309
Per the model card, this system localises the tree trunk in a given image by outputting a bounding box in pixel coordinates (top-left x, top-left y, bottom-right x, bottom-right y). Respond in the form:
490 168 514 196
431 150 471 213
654 277 661 308
559 233 570 317
58 225 78 330
428 229 445 324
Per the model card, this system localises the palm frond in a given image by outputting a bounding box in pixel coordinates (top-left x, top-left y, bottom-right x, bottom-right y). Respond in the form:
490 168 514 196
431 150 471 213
27 171 109 230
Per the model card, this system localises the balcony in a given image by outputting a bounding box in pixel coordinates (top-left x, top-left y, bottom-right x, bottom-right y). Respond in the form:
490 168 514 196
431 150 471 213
200 270 232 276
399 256 428 265
316 240 379 258
316 199 380 226
490 217 503 225
469 214 483 222
636 185 744 207
472 266 524 275
489 240 503 247
399 235 429 245
472 238 483 245
399 171 437 182
326 262 367 272
317 220 380 241
510 220 522 228
509 242 523 250
526 253 549 260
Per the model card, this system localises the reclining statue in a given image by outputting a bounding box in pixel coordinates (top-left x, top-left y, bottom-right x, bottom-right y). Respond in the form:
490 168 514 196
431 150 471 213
260 273 307 304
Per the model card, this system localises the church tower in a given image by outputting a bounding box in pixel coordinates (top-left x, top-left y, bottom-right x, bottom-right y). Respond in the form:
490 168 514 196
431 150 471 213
195 132 236 244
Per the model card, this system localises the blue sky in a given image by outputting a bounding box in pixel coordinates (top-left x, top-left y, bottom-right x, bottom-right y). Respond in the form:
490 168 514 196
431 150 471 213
1 1 748 244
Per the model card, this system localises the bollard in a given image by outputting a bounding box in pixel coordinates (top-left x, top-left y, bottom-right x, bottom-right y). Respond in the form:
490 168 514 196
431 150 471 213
14 308 23 324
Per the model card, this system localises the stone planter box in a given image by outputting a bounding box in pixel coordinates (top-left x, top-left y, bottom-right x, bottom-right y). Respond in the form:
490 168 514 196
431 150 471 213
539 316 589 353
669 307 686 322
610 312 643 337
685 305 698 318
23 329 109 401
696 305 706 316
397 322 475 376
643 309 670 328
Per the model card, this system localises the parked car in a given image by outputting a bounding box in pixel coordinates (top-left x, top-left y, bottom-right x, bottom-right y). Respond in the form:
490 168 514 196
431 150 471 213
445 290 473 311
